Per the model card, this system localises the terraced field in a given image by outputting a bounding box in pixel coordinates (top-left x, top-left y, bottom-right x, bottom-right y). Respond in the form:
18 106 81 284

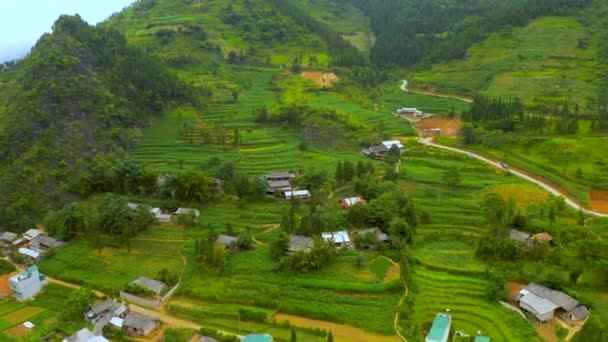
399 143 542 341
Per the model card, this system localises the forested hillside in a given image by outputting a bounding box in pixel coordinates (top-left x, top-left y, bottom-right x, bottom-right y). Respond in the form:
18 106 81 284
350 0 592 68
0 15 196 228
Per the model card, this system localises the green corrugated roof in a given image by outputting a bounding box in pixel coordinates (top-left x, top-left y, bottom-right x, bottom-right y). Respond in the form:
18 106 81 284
474 336 490 342
428 313 450 341
242 334 273 342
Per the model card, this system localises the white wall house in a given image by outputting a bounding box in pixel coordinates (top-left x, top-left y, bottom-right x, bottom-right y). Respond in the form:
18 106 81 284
10 265 45 301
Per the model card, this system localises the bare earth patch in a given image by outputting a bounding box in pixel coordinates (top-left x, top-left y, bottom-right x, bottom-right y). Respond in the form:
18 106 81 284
0 272 19 297
274 313 401 342
417 117 461 138
301 71 339 87
589 189 608 214
5 324 31 338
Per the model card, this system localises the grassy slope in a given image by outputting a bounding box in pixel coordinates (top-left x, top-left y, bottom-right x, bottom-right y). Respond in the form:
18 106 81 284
289 0 375 53
413 16 598 112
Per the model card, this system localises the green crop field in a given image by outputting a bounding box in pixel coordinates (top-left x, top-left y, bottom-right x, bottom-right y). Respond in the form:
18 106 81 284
413 16 598 112
436 135 608 206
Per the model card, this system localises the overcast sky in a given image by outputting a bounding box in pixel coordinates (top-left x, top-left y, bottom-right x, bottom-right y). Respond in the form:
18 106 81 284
0 0 136 62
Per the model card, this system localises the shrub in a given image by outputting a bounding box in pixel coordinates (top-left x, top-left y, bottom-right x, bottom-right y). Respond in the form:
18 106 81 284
123 283 156 297
237 308 267 322
0 259 16 276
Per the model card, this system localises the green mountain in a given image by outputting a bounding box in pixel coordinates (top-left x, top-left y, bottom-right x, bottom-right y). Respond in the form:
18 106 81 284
0 15 195 227
106 0 366 68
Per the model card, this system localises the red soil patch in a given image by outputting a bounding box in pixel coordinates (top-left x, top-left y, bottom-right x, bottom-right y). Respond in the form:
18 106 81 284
507 281 526 300
301 71 339 87
589 190 608 214
0 271 18 297
417 117 462 138
5 324 30 338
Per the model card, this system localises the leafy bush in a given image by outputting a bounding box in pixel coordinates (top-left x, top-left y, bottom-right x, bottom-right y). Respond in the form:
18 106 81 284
237 308 267 322
0 259 16 276
123 283 156 297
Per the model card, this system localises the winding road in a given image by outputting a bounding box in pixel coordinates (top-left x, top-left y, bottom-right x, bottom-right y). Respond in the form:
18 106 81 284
400 80 608 217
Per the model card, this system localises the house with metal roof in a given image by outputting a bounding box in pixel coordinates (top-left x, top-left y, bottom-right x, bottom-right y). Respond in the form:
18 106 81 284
518 283 590 322
132 277 167 296
23 229 43 241
175 207 201 218
474 335 491 342
63 328 109 342
0 231 17 243
284 190 310 200
288 235 313 254
122 314 159 337
508 229 531 243
216 235 239 249
426 312 451 342
340 196 365 209
322 231 351 249
85 299 126 323
381 140 405 150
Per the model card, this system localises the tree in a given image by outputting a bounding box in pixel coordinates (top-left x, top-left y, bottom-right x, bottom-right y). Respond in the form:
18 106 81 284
237 233 253 249
390 218 413 245
327 331 334 342
61 287 95 322
548 206 556 226
442 169 461 187
251 176 268 197
577 208 585 226
335 161 344 183
346 203 371 227
44 202 84 240
131 205 156 233
400 248 412 285
226 222 235 236
270 230 289 261
172 170 212 202
481 193 507 236
98 194 130 236
356 161 367 178
232 89 239 103
235 174 251 199
290 327 297 342
343 161 354 182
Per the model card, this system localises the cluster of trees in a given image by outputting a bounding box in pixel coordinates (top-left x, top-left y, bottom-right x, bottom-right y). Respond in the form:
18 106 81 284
349 0 591 67
271 231 337 273
253 104 366 145
335 160 375 184
475 192 608 292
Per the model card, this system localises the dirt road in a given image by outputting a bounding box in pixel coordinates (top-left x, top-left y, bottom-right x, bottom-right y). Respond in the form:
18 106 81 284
400 80 473 103
418 137 608 217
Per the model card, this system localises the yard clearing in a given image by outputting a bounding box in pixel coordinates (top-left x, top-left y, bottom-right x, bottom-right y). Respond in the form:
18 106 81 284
4 307 45 325
589 190 608 214
274 313 401 342
0 272 18 297
485 183 551 209
301 71 339 87
5 324 31 338
417 117 461 138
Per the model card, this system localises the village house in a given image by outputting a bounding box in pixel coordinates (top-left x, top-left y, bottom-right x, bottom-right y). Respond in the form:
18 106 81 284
9 265 46 301
0 231 17 244
23 229 42 241
322 231 351 249
132 277 167 296
18 247 42 263
509 230 554 248
284 190 310 201
517 283 589 322
175 207 201 219
216 235 239 250
85 299 126 323
212 178 224 192
340 196 365 209
361 144 388 159
353 227 389 249
426 312 451 342
30 234 65 252
287 235 313 254
150 207 172 222
63 328 109 342
122 314 159 337
265 172 295 196
396 107 423 117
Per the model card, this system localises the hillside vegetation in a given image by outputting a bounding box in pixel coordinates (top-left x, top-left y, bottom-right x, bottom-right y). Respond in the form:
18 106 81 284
0 15 196 227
